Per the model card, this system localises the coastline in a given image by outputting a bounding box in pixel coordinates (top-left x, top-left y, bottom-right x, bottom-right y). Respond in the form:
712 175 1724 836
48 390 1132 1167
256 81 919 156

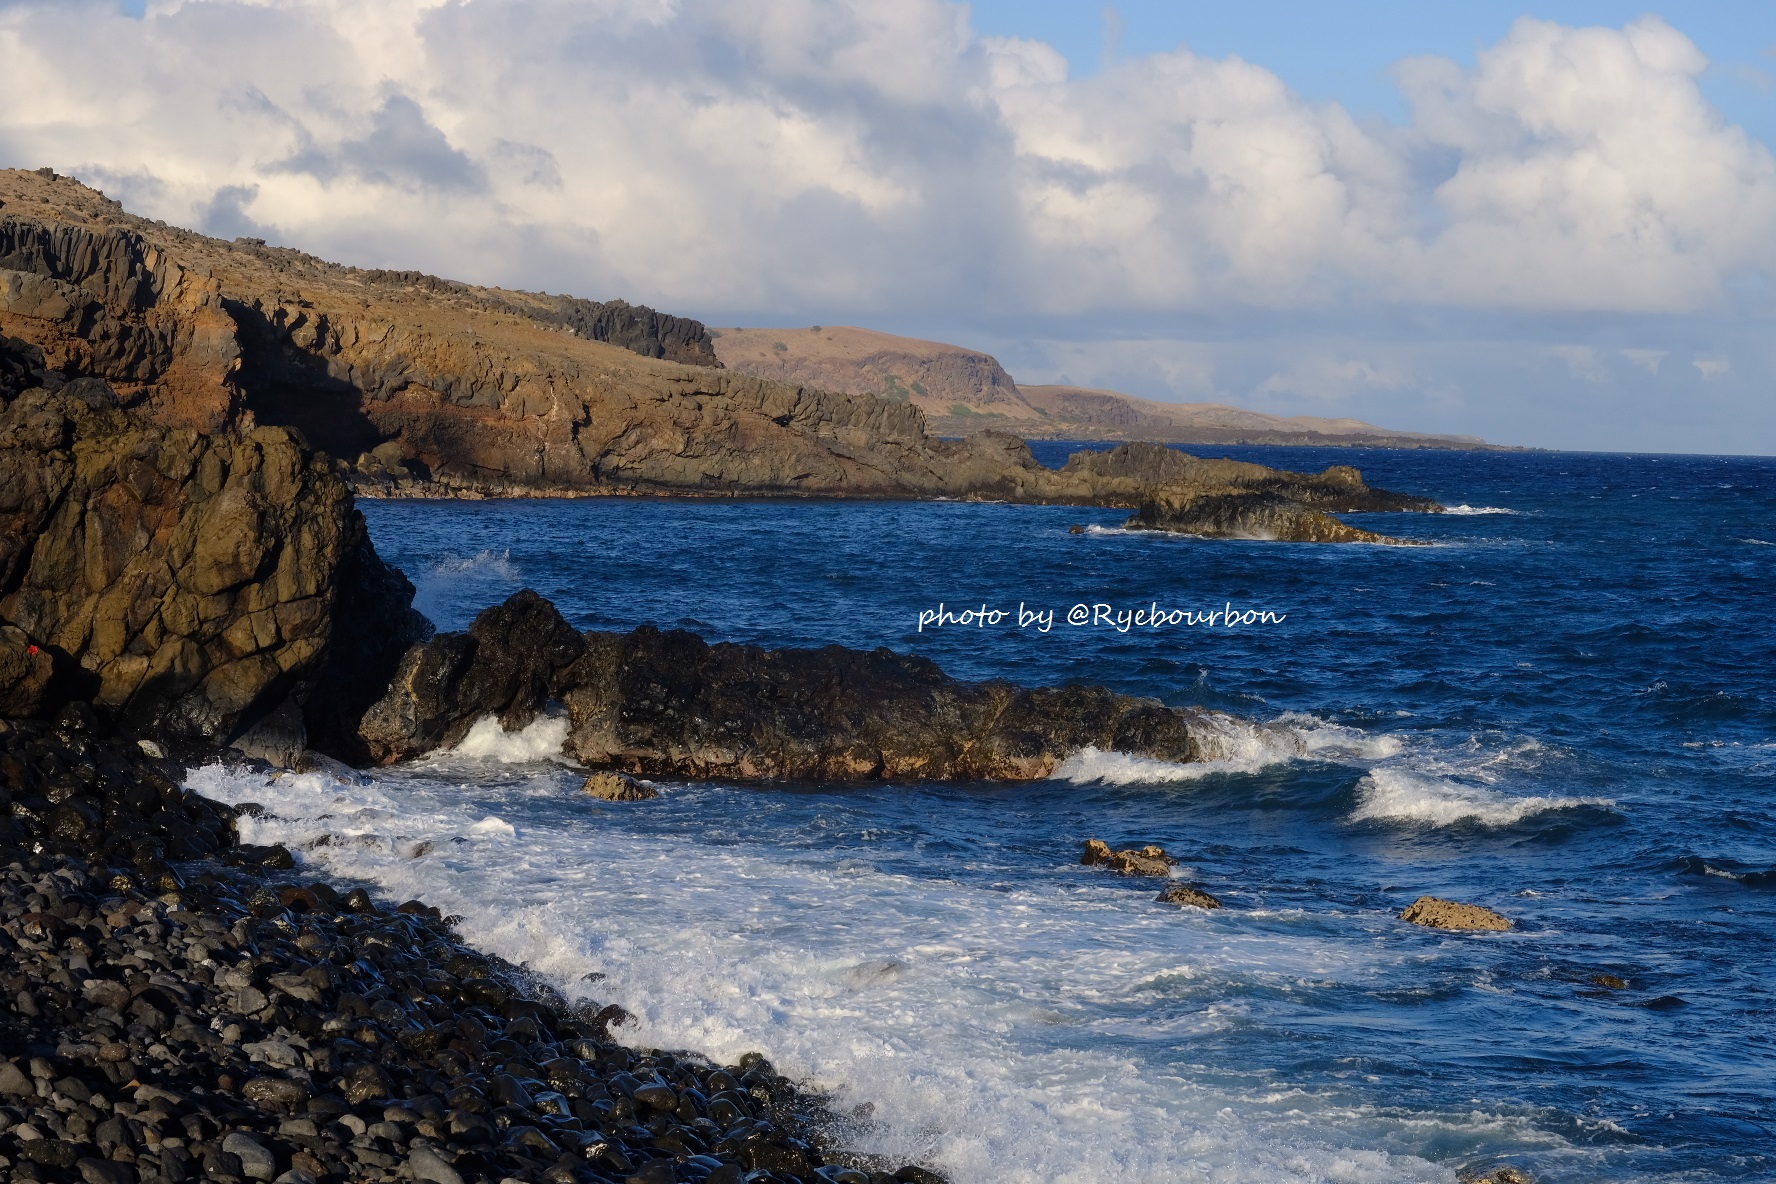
0 716 942 1184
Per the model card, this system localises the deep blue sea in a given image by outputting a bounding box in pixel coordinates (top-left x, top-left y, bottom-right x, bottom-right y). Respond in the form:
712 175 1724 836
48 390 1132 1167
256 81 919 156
193 445 1776 1183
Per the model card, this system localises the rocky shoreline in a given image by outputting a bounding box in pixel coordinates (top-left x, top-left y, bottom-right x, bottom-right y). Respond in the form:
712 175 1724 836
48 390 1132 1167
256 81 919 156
2 169 1439 544
0 709 942 1184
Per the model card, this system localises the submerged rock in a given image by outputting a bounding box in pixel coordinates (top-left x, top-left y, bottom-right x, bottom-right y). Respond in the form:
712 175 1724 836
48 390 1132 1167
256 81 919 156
1081 839 1176 876
1156 883 1223 909
1400 895 1512 931
580 771 658 801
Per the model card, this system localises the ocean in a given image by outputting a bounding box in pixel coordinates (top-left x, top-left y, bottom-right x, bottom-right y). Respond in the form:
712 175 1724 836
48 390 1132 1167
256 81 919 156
189 444 1776 1183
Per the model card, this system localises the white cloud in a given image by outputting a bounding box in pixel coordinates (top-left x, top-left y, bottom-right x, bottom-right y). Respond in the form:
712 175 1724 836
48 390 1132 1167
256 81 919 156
0 2 1771 320
1548 345 1607 383
1693 354 1731 379
1 1 1774 451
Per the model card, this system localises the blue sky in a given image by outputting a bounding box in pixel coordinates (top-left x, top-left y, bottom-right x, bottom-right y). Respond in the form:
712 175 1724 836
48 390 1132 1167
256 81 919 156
969 1 1776 141
2 0 1774 452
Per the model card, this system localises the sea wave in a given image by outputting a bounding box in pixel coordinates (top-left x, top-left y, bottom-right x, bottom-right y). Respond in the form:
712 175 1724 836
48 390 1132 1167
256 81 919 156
1350 767 1613 828
444 712 571 763
1443 505 1519 515
431 547 522 577
1057 712 1402 784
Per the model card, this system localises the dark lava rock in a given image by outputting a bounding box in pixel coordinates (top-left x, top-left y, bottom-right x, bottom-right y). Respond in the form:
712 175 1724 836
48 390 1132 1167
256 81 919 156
360 591 1209 780
359 590 583 761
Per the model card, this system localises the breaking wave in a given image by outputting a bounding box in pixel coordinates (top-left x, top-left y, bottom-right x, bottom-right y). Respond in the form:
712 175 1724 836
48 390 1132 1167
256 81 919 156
1351 767 1613 828
445 713 571 763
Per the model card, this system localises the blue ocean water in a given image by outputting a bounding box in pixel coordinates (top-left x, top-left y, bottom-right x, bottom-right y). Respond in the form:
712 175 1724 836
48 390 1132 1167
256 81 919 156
204 446 1776 1183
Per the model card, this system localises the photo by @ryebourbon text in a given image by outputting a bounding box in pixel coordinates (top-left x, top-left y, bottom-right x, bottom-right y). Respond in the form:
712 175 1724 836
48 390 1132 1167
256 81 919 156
915 601 1288 633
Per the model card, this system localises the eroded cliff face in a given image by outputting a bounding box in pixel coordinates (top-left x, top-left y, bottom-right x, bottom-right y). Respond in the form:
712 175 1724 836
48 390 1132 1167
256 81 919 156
0 169 1438 540
360 592 1202 780
0 360 425 756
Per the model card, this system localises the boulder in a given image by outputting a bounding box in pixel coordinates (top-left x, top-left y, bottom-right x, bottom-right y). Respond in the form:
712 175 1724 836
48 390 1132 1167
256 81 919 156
580 771 658 801
0 380 426 755
1156 883 1223 909
1081 839 1175 876
1399 896 1512 931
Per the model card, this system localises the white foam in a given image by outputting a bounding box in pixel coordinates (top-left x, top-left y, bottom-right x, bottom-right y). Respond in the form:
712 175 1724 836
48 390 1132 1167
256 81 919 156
1350 768 1612 828
183 761 1481 1184
1057 713 1403 785
446 713 570 763
1741 538 1772 546
1442 505 1519 516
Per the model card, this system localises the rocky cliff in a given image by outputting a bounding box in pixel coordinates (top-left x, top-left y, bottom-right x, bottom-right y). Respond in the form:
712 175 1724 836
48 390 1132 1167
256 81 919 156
361 592 1203 780
0 169 1439 540
0 341 425 758
712 324 1491 449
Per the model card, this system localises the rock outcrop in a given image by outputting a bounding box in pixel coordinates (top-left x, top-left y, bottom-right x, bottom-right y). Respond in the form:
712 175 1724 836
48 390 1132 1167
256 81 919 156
1156 883 1223 909
1080 839 1177 876
1399 896 1513 931
361 592 1206 779
1 171 1439 541
0 364 425 757
580 770 659 801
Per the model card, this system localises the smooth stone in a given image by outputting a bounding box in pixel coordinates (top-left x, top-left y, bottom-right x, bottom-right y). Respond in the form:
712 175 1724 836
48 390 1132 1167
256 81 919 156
406 1145 464 1184
221 1133 277 1181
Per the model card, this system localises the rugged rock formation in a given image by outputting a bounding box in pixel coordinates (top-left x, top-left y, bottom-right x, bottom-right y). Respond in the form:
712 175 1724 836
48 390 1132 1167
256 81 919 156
1126 491 1408 544
1 171 1439 541
358 590 583 760
360 592 1205 779
1080 839 1175 876
1399 896 1512 932
0 369 425 757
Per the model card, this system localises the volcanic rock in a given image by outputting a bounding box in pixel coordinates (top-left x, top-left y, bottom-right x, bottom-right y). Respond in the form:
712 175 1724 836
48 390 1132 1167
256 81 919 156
1081 839 1176 876
358 589 582 761
0 374 425 755
360 592 1207 778
1399 896 1512 931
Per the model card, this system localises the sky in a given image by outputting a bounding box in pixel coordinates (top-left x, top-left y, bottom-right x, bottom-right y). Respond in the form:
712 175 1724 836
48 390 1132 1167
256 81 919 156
1 1 1773 452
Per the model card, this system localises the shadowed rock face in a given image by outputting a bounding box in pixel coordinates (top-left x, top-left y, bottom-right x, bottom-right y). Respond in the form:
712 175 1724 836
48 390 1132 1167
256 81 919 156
0 367 425 755
361 592 1204 779
1 171 1439 542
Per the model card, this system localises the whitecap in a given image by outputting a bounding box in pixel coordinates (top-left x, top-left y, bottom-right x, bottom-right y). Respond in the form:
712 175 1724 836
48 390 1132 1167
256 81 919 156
1057 713 1402 784
1740 538 1772 546
1443 505 1519 515
1350 768 1613 828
